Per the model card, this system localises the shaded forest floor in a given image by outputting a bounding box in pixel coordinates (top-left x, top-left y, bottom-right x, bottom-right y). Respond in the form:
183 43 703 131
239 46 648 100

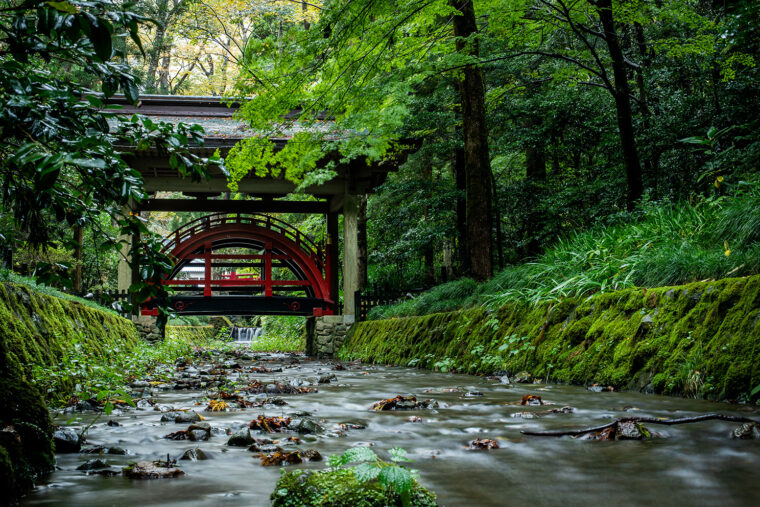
371 185 760 319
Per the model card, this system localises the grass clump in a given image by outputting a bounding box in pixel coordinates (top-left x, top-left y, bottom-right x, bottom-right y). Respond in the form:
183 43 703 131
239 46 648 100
372 187 760 319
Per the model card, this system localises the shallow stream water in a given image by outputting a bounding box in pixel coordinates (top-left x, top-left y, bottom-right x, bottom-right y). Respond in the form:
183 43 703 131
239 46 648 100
25 351 760 506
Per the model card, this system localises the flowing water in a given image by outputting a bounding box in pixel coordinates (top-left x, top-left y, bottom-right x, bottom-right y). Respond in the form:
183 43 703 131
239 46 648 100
25 351 760 506
231 327 263 342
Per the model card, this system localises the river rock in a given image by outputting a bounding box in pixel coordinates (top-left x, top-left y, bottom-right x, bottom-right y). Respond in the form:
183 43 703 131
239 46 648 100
77 458 109 471
136 399 153 410
131 380 150 388
82 445 129 455
318 374 337 384
176 411 201 423
179 448 212 461
228 428 254 446
123 461 184 479
512 372 532 383
288 418 325 434
188 422 211 441
731 422 760 439
53 428 81 453
615 421 651 440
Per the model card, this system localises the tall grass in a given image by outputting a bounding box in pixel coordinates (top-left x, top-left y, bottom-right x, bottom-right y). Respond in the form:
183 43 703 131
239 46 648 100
370 187 760 319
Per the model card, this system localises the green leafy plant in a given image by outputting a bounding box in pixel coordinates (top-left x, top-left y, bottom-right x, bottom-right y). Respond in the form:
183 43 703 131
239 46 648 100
328 447 417 507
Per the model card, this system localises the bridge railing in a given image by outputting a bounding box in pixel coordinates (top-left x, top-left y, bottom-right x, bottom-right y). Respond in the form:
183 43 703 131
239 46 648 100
163 213 326 274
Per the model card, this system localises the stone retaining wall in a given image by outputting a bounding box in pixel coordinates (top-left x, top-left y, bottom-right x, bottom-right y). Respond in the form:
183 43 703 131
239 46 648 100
307 315 354 356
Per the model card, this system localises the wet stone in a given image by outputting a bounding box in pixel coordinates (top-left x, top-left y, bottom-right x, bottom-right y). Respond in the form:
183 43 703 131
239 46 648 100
54 428 82 453
288 418 325 434
228 428 254 447
77 458 109 471
318 374 338 384
512 372 533 383
179 448 212 461
731 422 760 439
123 461 185 479
175 411 202 423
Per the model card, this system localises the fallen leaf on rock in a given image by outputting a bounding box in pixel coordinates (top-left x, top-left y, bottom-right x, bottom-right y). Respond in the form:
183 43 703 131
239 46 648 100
468 438 500 450
258 449 302 466
521 395 543 406
249 415 292 433
206 400 229 412
371 395 435 411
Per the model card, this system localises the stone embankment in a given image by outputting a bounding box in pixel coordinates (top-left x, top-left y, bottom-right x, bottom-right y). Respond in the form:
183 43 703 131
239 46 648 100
340 275 760 400
0 283 139 502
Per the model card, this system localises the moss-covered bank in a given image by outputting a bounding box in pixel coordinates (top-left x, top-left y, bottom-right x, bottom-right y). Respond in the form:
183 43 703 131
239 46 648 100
340 275 760 400
0 283 140 502
166 325 214 342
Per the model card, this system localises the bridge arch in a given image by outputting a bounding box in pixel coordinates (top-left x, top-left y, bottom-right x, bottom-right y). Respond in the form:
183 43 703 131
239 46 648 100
143 213 335 316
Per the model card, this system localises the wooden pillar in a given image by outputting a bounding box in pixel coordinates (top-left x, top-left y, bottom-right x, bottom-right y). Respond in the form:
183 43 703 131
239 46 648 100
117 201 134 292
204 241 212 297
326 211 339 308
343 195 360 316
264 241 273 297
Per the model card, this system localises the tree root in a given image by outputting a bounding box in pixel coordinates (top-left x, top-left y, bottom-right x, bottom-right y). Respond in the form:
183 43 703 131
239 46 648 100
521 413 759 437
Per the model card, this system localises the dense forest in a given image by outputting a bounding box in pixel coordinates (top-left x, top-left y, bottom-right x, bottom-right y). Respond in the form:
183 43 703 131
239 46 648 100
1 0 758 311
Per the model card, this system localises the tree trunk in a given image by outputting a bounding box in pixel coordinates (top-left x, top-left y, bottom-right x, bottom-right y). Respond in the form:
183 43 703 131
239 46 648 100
450 0 493 280
145 0 169 93
73 226 83 292
596 0 643 210
421 165 435 287
453 144 469 276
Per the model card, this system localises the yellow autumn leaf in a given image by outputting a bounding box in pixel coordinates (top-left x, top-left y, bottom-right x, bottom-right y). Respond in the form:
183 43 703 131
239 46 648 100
725 249 731 256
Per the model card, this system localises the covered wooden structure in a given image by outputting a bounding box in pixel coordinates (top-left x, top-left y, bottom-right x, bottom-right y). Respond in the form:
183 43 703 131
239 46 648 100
111 95 399 317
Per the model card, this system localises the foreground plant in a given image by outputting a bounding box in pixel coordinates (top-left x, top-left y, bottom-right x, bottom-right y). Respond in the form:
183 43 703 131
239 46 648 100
271 447 436 507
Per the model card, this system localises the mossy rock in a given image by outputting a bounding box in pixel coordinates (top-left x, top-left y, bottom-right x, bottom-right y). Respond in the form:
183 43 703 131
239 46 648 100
271 469 437 507
341 275 760 400
0 339 55 502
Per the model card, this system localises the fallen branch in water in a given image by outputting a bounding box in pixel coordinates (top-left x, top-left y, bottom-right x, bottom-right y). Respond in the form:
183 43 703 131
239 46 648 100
521 413 759 437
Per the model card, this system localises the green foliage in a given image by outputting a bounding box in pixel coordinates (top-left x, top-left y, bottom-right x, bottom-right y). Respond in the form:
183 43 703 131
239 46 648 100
372 190 760 318
0 0 224 305
273 447 435 507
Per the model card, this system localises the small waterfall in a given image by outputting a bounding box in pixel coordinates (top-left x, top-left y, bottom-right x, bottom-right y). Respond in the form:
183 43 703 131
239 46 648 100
231 327 263 342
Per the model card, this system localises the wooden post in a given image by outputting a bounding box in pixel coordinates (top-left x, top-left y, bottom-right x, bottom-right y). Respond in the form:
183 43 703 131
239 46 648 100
343 195 360 316
117 201 134 292
264 241 273 297
327 211 339 309
204 241 212 297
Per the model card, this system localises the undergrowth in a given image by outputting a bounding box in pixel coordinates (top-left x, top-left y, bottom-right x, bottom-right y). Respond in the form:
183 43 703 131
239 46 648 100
33 335 193 409
371 184 760 318
0 269 116 315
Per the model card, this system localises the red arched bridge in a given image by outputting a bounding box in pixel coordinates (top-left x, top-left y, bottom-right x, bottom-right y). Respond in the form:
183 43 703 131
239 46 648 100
141 213 336 316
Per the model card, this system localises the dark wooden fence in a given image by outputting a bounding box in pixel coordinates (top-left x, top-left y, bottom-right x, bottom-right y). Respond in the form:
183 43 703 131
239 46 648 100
354 288 425 322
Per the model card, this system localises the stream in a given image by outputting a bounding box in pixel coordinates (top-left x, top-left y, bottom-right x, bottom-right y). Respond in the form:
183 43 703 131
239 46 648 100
25 349 760 506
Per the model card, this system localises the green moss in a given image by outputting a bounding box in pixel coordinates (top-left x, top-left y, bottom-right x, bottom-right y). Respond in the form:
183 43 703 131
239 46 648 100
166 325 215 342
341 275 760 400
0 282 141 501
271 469 437 507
